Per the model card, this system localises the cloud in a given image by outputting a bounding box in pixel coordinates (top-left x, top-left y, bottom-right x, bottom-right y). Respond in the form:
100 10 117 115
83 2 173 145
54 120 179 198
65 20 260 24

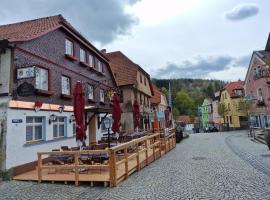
153 55 249 81
0 0 139 44
225 4 259 21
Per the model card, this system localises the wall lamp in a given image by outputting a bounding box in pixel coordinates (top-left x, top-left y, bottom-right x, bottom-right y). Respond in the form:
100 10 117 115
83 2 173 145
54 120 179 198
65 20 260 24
69 114 76 123
49 114 57 124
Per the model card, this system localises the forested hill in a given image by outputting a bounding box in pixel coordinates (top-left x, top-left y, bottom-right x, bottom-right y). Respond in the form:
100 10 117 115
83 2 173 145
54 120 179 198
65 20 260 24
152 78 226 116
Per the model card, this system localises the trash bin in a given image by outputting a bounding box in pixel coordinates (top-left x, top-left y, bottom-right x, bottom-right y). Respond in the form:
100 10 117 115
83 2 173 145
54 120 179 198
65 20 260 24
175 124 183 143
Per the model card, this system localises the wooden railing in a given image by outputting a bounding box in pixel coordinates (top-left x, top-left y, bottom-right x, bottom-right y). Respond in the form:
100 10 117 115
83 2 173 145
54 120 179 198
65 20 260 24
37 131 176 187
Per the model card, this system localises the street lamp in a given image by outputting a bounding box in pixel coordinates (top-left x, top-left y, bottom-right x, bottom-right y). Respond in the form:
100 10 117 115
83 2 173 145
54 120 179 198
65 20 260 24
104 118 112 148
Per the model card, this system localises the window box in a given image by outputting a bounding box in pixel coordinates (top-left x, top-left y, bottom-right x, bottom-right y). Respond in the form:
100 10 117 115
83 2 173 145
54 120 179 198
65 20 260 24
61 94 72 99
65 54 77 61
79 61 89 67
35 89 52 96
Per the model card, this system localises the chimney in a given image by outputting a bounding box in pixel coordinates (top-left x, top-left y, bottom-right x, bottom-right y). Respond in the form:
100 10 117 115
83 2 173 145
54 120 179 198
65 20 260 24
101 49 106 53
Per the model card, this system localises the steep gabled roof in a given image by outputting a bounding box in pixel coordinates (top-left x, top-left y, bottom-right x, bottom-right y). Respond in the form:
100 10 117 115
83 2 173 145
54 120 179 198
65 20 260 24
150 83 161 105
106 51 154 95
222 80 244 98
0 15 108 62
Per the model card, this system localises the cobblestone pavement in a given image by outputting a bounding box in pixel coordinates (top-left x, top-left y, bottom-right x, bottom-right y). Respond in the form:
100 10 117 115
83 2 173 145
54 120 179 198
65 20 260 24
1 131 270 199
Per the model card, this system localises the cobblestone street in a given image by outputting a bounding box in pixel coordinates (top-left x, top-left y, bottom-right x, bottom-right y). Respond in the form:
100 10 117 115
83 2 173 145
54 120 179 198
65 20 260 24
1 131 270 199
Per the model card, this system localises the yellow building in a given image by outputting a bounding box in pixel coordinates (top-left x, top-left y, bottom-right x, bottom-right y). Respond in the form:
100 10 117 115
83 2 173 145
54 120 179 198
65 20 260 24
219 81 248 129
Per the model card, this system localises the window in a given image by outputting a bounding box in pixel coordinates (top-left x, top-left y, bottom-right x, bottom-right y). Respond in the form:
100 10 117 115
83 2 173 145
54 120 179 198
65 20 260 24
96 60 103 72
120 90 124 103
257 88 263 100
26 117 44 142
227 103 231 111
65 39 73 55
61 76 70 95
229 116 232 124
140 74 142 83
35 67 48 91
87 84 94 100
100 89 105 102
89 54 94 67
79 48 86 62
235 89 243 96
53 117 66 138
268 85 270 98
144 77 146 86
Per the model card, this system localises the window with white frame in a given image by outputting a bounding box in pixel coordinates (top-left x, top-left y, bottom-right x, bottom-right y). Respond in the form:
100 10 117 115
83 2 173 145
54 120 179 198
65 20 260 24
264 115 270 128
61 76 70 95
100 89 105 102
53 117 66 138
65 39 73 55
79 48 86 62
257 88 263 100
87 84 94 100
35 67 48 91
89 54 94 67
97 60 102 72
26 117 44 142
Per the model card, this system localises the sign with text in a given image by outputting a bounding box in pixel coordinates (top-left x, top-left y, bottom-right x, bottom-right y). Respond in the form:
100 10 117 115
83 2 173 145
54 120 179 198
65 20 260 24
12 119 23 123
17 82 35 96
17 67 35 79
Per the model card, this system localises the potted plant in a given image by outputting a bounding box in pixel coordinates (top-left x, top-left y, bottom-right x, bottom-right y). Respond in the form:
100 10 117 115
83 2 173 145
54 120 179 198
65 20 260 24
257 100 266 107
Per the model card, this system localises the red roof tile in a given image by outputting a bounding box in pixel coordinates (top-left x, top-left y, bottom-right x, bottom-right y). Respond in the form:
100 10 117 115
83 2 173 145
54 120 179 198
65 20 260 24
0 15 62 42
175 115 193 124
223 80 244 98
151 83 161 105
106 51 154 95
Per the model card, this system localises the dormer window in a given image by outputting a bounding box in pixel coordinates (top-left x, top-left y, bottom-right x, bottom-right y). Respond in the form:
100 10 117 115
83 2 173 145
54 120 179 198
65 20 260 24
257 88 263 101
97 60 103 72
65 39 73 56
100 89 105 102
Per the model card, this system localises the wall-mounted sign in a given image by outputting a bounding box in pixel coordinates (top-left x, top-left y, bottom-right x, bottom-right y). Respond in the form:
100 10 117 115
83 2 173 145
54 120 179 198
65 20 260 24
17 82 35 97
12 119 23 123
17 67 35 79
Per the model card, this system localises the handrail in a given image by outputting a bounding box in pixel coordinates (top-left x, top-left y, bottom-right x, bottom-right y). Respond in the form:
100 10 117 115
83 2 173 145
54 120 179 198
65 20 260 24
37 131 176 187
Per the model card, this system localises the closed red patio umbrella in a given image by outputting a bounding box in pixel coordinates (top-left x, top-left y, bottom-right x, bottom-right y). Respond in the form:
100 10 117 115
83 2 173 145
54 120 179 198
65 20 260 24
165 108 170 128
133 100 140 131
73 81 86 146
112 93 122 133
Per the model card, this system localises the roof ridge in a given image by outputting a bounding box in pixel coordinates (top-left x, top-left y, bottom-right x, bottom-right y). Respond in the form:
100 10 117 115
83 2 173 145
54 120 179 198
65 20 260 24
0 14 62 27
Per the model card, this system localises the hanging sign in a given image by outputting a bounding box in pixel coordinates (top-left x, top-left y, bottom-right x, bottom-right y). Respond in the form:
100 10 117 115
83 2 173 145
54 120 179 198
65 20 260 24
17 82 35 97
17 67 35 79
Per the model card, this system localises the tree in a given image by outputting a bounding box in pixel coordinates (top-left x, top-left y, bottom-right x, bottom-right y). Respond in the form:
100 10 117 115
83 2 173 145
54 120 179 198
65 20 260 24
218 102 227 122
173 107 180 117
174 91 195 116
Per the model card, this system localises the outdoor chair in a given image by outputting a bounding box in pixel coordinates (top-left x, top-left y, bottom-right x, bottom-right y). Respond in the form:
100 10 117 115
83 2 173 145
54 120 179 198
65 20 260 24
61 146 69 151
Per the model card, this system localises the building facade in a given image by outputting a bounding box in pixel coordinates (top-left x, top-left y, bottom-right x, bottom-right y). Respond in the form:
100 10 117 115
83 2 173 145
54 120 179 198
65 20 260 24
220 81 248 129
201 98 213 128
0 15 116 172
150 83 168 130
105 51 154 132
244 40 270 129
212 91 222 129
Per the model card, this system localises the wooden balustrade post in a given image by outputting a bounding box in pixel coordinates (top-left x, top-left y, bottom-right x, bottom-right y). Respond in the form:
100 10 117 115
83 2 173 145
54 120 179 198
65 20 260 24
109 149 117 187
74 152 79 186
136 143 140 171
153 141 156 161
145 140 149 166
124 147 128 179
37 153 42 183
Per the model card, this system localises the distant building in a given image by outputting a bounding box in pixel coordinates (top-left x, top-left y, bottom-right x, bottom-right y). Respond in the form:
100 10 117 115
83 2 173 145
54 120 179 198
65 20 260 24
105 51 154 131
150 83 168 130
220 81 248 129
201 98 213 128
212 91 222 129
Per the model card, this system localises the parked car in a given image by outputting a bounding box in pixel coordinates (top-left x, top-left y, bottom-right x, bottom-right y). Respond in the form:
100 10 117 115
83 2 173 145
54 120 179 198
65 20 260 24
204 126 218 133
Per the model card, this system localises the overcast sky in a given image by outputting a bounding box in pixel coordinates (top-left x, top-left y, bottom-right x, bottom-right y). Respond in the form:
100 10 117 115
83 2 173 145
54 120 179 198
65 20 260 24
0 0 269 81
